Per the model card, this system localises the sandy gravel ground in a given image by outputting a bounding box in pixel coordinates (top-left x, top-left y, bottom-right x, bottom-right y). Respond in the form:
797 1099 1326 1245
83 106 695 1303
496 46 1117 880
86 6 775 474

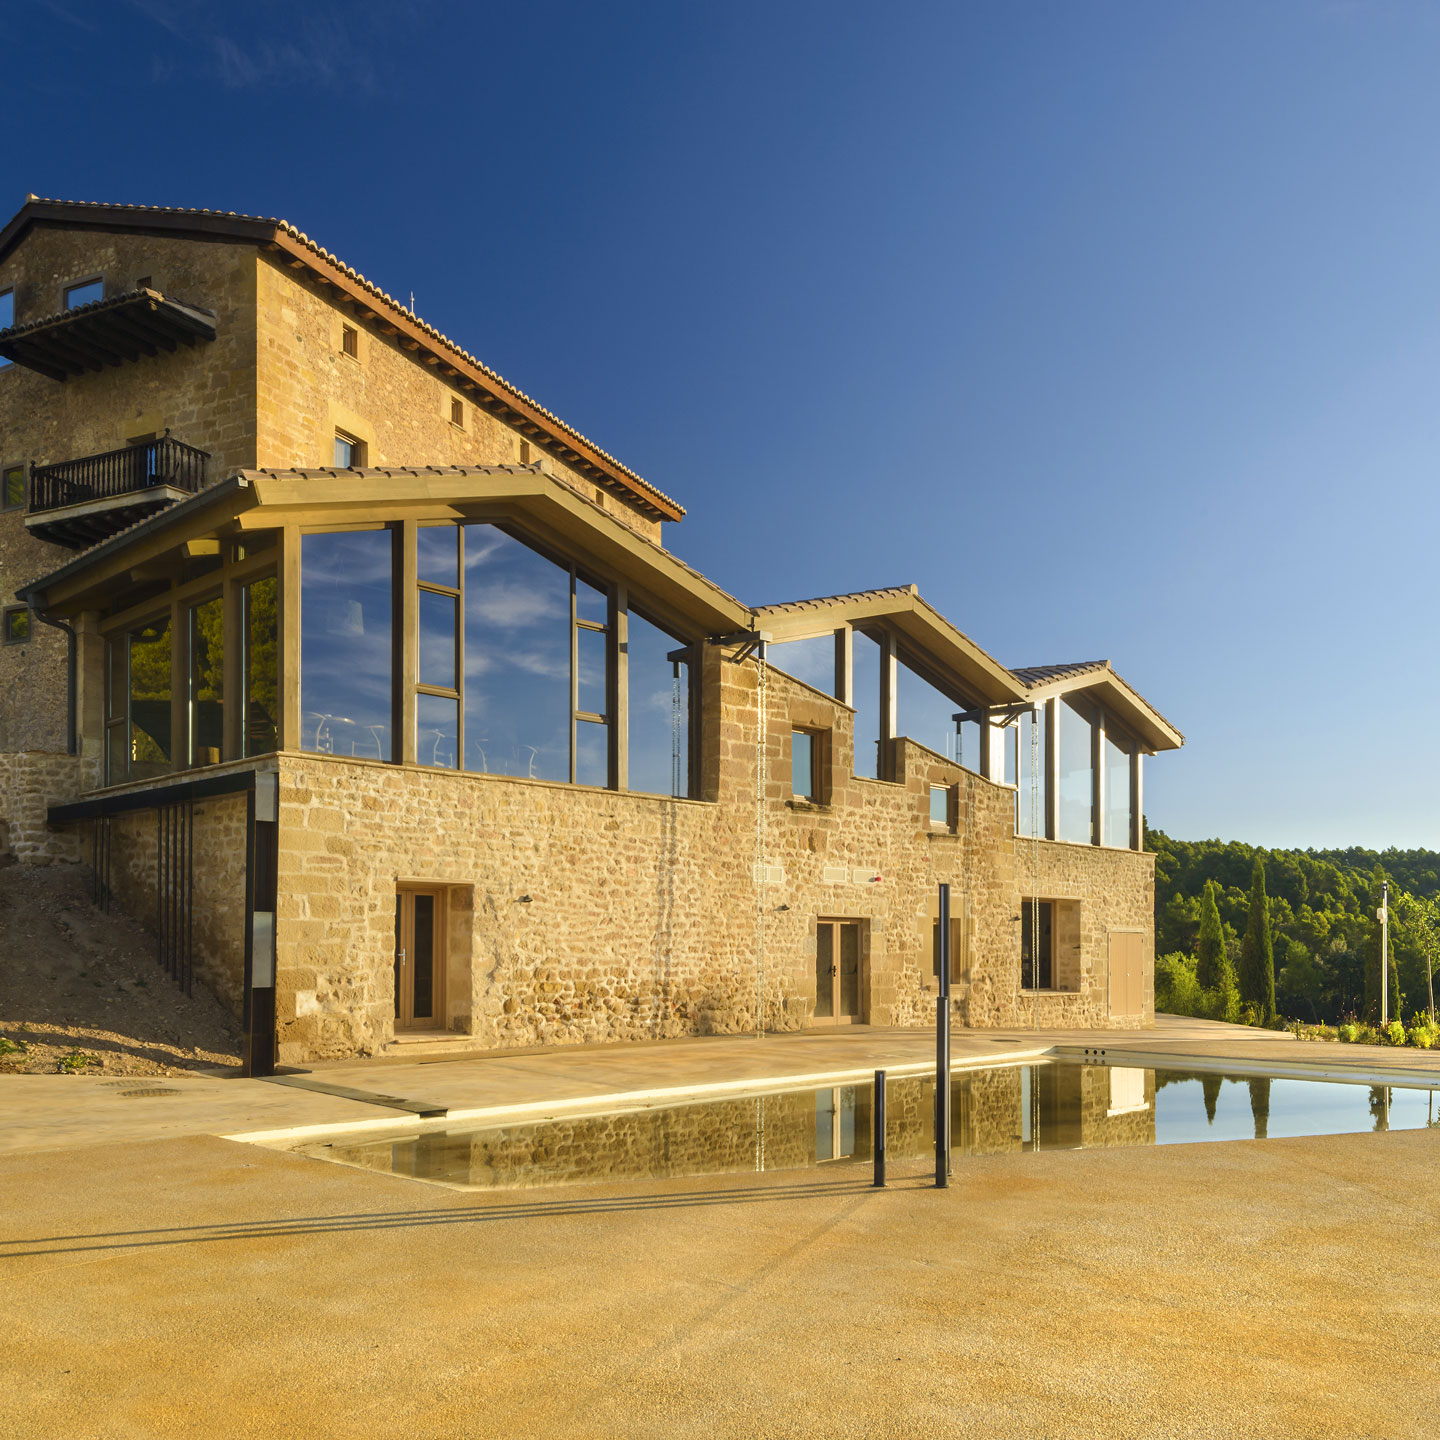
0 861 240 1075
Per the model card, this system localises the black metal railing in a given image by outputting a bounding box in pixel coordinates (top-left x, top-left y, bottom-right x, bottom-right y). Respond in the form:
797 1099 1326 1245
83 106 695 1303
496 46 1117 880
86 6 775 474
29 434 209 514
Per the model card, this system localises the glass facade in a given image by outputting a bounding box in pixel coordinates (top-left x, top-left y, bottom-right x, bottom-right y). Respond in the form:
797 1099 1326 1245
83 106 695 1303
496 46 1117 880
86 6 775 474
627 608 691 798
896 657 960 761
1105 729 1133 848
1015 706 1047 838
242 576 278 757
766 635 835 696
188 596 223 767
127 617 172 781
1058 698 1094 845
301 529 394 759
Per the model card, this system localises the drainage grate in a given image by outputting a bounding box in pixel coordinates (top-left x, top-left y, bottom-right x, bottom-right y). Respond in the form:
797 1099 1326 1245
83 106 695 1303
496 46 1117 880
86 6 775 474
119 1088 181 1098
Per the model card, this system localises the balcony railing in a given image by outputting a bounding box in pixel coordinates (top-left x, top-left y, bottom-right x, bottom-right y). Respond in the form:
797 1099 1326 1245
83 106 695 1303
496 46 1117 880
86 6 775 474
29 435 209 515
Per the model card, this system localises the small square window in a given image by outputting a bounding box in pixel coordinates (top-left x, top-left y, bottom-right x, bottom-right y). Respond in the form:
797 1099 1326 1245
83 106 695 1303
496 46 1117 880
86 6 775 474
3 607 31 645
450 396 464 427
334 431 365 467
341 324 358 358
792 729 823 801
2 464 23 510
930 784 952 828
136 275 153 291
64 278 104 309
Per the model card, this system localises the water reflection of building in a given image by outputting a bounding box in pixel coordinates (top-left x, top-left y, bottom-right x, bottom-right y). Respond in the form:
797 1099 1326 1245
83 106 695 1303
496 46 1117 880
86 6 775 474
313 1064 1157 1190
0 199 1183 1069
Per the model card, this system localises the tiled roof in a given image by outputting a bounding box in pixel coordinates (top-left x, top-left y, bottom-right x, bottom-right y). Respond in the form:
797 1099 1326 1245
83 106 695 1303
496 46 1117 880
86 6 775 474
0 285 214 339
1011 661 1109 687
755 585 919 613
6 198 682 520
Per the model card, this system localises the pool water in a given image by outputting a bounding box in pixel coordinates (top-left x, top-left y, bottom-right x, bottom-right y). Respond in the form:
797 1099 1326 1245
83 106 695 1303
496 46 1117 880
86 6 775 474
289 1062 1440 1192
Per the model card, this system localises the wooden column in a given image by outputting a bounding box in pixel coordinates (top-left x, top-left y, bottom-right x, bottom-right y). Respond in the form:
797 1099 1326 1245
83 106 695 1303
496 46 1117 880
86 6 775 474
1044 697 1059 842
73 610 105 785
399 520 417 766
611 585 628 790
833 625 853 707
879 631 897 781
1132 749 1144 850
1092 708 1105 846
277 525 302 752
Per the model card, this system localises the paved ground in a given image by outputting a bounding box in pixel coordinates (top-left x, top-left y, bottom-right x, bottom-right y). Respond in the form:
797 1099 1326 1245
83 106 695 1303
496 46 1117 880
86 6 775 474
4 1017 1440 1438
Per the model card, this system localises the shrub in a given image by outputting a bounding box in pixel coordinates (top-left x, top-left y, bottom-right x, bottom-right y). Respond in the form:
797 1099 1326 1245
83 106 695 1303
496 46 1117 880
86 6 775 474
1155 952 1204 1017
1338 1023 1359 1044
1384 1020 1407 1047
1407 1024 1435 1050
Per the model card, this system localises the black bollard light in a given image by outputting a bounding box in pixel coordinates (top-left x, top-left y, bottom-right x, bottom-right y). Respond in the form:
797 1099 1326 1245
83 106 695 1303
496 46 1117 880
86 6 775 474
936 882 951 1188
874 1069 887 1188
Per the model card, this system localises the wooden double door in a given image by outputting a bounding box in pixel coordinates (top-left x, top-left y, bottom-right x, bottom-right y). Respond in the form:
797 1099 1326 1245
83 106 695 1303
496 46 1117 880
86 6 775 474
395 887 447 1031
814 920 863 1025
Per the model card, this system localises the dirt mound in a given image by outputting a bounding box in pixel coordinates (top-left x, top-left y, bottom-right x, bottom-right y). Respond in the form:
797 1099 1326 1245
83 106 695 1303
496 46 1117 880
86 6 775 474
0 864 242 1076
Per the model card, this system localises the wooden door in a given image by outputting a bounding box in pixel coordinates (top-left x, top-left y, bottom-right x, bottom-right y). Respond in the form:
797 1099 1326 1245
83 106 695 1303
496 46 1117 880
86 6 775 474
814 920 863 1024
395 888 446 1031
1108 930 1144 1018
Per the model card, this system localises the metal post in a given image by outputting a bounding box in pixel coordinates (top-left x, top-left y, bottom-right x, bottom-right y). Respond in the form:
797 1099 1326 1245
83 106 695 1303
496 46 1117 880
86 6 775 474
873 1069 887 1188
1381 881 1390 1030
936 882 951 1188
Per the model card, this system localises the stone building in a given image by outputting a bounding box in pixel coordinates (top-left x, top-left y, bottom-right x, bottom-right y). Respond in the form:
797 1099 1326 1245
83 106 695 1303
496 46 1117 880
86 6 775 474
0 197 1182 1071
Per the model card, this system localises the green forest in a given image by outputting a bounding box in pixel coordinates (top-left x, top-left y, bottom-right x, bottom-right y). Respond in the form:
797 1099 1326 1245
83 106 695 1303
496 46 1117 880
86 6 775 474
1148 828 1440 1028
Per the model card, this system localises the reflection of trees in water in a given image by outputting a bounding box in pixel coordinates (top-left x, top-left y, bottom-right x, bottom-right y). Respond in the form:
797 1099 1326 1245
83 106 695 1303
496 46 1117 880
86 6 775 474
1248 1077 1270 1140
1369 1085 1391 1132
1202 1074 1222 1124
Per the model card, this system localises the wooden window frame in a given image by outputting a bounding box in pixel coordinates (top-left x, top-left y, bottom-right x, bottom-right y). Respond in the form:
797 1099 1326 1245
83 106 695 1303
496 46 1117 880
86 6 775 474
450 396 465 428
333 430 366 468
341 323 359 359
62 274 105 310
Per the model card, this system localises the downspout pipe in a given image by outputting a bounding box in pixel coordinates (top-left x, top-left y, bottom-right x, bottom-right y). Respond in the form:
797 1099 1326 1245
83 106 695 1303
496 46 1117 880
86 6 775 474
33 609 77 757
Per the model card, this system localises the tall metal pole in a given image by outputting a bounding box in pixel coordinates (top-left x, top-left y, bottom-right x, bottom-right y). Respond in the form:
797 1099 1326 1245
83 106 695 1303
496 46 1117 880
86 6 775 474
873 1069 887 1188
936 882 951 1189
1381 881 1390 1030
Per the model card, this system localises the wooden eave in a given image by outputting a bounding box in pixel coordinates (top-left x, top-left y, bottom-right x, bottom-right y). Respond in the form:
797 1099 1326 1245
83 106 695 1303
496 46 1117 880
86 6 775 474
1021 667 1183 753
235 464 746 636
0 289 216 381
756 589 1026 706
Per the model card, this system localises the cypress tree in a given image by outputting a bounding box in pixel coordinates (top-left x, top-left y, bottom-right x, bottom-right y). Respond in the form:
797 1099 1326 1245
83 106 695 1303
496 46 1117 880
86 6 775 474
1196 880 1226 989
1238 857 1276 1024
1362 865 1402 1026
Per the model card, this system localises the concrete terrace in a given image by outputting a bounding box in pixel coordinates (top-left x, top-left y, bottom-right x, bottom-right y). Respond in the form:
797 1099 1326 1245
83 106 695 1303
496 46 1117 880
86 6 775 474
5 1017 1440 1438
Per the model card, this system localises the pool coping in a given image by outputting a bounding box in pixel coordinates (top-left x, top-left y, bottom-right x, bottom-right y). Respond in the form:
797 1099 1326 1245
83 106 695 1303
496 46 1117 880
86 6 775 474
1053 1044 1440 1089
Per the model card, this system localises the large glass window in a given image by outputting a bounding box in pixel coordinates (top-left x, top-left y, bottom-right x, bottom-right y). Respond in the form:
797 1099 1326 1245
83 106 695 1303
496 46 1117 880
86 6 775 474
767 636 835 696
896 655 977 765
1058 698 1094 845
852 629 882 779
463 524 571 781
1015 705 1048 838
1021 900 1054 990
573 573 610 787
1104 725 1133 849
242 576 278 756
64 278 104 308
301 530 394 760
127 617 172 781
627 608 692 797
417 524 460 771
188 596 223 767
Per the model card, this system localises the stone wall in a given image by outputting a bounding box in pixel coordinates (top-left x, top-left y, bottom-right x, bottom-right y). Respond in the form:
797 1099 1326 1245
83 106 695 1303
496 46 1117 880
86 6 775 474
0 751 84 864
0 227 261 758
270 651 1156 1063
252 257 664 543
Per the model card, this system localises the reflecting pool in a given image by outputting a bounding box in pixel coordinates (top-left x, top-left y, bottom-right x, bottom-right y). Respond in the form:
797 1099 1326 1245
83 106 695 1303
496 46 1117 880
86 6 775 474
290 1062 1440 1193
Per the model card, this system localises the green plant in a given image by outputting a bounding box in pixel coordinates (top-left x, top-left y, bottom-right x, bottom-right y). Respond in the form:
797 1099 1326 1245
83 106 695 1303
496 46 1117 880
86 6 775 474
1384 1020 1407 1046
56 1049 99 1073
1155 952 1204 1016
0 1036 29 1056
1338 1023 1359 1043
1238 858 1276 1024
1407 1024 1435 1050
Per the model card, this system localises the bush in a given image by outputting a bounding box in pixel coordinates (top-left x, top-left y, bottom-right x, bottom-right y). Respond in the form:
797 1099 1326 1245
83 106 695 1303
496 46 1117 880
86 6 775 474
1407 1024 1435 1050
1384 1020 1407 1047
1155 952 1204 1017
1338 1023 1359 1043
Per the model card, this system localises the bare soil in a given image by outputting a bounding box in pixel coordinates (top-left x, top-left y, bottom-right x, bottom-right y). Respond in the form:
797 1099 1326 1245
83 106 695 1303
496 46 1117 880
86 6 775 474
0 861 241 1076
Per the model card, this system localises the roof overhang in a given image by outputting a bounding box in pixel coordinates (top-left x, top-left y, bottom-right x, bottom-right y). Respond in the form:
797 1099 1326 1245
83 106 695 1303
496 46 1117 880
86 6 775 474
1018 663 1183 752
0 198 683 523
19 464 747 636
0 287 216 380
756 588 1027 706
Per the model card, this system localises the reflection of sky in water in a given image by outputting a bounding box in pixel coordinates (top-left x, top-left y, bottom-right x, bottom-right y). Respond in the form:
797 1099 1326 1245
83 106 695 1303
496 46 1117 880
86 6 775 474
301 531 393 759
1155 1073 1439 1144
463 525 570 780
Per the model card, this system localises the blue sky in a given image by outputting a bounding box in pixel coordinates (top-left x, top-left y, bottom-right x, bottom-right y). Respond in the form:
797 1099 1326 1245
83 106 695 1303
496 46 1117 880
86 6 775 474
10 0 1440 849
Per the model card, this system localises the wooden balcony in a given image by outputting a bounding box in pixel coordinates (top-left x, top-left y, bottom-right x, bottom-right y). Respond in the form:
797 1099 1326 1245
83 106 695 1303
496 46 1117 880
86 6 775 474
25 436 209 548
